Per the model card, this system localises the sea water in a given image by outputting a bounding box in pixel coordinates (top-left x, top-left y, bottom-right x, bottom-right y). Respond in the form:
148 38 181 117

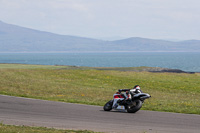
0 52 199 72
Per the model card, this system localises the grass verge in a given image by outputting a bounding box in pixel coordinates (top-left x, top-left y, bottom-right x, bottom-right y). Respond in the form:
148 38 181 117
0 64 200 114
0 123 98 133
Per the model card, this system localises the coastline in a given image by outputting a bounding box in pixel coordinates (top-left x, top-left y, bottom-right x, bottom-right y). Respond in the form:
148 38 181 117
0 63 197 74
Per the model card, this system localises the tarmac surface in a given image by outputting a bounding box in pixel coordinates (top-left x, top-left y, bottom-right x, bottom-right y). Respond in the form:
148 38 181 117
0 95 200 133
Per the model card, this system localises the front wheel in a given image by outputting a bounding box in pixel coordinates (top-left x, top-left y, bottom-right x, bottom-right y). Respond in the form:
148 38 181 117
127 100 142 113
103 100 113 111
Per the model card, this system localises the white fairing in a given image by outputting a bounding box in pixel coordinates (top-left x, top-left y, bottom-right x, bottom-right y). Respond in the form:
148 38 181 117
116 105 125 110
112 94 124 108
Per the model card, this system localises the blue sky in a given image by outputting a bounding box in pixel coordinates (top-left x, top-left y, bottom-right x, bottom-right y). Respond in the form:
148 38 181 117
0 0 200 40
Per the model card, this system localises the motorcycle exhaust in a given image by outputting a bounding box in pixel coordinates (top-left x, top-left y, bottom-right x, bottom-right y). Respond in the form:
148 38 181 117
140 95 151 100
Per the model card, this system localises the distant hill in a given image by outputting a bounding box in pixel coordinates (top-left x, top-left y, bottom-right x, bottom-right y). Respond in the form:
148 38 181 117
0 20 200 52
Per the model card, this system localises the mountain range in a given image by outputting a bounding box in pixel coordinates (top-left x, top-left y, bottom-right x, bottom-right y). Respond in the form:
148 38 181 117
0 20 200 52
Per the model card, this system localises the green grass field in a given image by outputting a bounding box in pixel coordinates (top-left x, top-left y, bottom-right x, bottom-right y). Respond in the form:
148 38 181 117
0 123 99 133
0 64 200 114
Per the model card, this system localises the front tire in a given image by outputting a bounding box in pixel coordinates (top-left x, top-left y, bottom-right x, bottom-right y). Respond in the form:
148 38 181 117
127 100 142 113
103 100 113 111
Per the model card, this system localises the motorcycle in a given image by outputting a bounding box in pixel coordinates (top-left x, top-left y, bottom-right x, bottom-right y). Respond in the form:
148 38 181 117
103 91 151 113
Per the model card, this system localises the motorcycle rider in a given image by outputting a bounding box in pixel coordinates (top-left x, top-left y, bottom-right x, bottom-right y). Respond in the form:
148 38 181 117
122 85 142 100
113 85 142 108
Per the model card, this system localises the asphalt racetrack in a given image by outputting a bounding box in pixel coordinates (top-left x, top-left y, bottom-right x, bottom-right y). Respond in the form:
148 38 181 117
0 95 199 133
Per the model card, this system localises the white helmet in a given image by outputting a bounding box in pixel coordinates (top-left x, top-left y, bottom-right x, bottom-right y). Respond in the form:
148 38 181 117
134 85 140 90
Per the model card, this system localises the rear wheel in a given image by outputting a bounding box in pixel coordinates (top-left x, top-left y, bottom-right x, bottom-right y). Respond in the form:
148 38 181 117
103 100 113 111
127 100 142 113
